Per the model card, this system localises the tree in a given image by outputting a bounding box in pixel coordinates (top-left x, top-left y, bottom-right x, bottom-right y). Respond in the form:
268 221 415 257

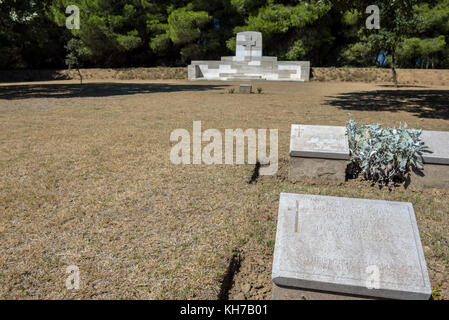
65 38 91 84
396 0 449 68
0 0 68 69
50 0 168 67
334 0 420 87
151 1 240 63
227 0 334 65
0 0 447 70
397 36 446 68
151 4 211 62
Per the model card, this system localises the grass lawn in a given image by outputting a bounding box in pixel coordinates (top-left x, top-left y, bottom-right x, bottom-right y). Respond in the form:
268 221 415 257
0 80 448 299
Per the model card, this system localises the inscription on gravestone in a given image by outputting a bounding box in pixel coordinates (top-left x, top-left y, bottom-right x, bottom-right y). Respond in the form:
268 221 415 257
289 124 349 182
272 193 432 300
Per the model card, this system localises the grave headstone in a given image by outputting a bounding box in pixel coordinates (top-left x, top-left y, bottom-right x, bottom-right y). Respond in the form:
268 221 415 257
420 130 449 165
272 193 432 300
239 84 252 94
411 129 449 188
289 124 449 188
289 124 349 181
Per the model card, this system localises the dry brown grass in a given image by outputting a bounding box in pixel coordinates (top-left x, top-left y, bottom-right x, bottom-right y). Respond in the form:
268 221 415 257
0 68 188 83
0 80 448 300
3 67 449 87
311 67 449 86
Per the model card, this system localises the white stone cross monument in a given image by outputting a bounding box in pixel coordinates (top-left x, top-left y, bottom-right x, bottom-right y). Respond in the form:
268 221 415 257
188 31 310 81
235 32 262 61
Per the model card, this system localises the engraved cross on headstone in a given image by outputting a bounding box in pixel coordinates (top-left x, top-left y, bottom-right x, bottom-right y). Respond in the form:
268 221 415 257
242 35 256 58
234 31 262 61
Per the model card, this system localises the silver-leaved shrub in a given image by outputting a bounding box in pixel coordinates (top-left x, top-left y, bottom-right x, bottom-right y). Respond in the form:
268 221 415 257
346 120 428 185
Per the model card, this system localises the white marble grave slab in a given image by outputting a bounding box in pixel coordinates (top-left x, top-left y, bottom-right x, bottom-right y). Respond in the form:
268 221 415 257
420 130 449 165
272 193 432 300
290 125 350 160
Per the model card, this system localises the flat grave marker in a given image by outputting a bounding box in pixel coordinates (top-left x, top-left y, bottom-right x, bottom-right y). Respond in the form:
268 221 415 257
272 193 432 300
419 130 449 165
239 84 252 94
289 124 349 181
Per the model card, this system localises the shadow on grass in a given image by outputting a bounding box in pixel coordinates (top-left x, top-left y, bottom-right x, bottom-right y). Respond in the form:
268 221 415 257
326 89 449 120
0 82 229 100
0 69 70 83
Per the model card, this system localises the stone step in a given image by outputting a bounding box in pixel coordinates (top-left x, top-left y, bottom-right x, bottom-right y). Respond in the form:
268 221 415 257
219 73 263 80
227 77 264 81
221 56 278 62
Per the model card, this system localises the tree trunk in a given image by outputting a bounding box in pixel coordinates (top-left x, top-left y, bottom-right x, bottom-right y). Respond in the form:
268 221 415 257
391 52 398 88
77 68 83 85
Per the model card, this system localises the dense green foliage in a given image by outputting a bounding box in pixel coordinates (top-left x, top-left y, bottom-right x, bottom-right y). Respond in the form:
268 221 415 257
346 120 427 186
1 0 449 69
0 0 68 69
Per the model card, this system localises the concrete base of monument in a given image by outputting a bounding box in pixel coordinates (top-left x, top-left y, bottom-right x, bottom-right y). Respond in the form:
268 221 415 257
189 60 310 82
271 283 373 300
409 164 449 189
289 157 347 182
